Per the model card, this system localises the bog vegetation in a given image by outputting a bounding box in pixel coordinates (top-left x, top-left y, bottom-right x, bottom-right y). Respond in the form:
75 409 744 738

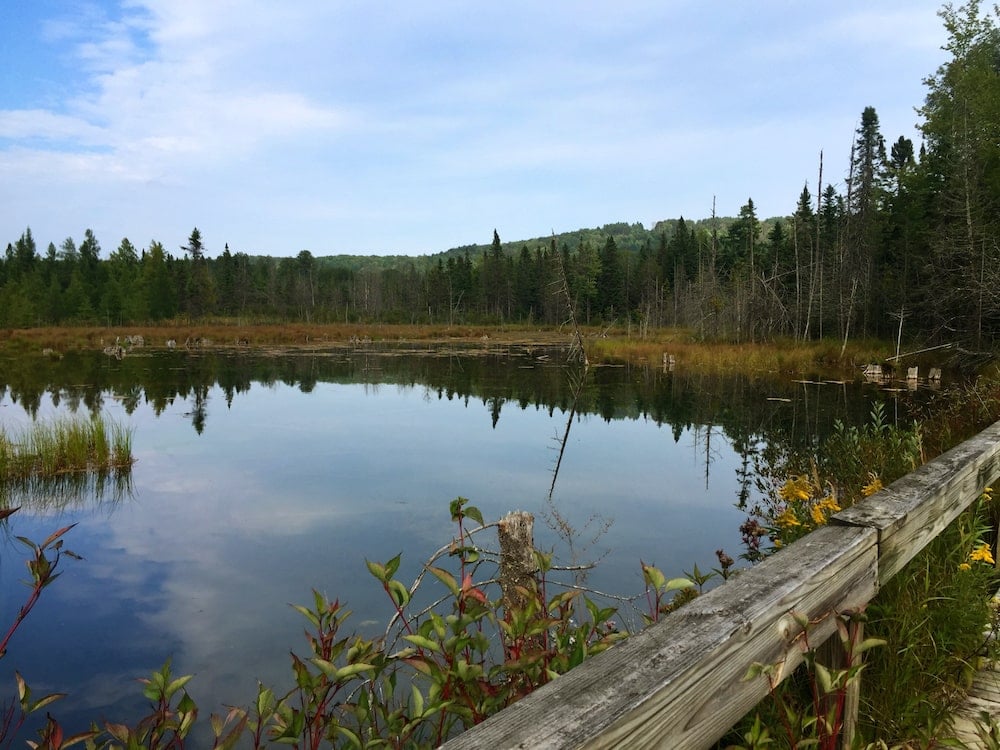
0 417 134 483
2 4 1000 355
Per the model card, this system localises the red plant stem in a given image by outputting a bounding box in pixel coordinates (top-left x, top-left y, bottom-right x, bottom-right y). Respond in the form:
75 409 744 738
769 676 796 745
434 681 451 745
383 581 415 636
0 578 45 657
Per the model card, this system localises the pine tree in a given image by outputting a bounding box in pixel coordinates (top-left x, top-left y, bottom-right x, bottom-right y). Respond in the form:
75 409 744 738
918 0 1000 346
596 236 624 320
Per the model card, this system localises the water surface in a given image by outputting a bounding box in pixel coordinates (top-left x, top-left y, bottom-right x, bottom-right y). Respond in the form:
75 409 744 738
0 345 914 735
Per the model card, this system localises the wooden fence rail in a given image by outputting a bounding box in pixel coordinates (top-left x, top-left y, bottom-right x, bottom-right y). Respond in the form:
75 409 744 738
440 420 1000 750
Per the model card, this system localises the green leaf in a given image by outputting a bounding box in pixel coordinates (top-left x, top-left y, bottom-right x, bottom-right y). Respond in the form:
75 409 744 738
385 553 402 580
388 579 410 607
813 662 833 695
29 692 66 713
366 559 387 582
411 683 424 718
311 659 376 681
14 536 37 552
334 726 363 748
403 634 442 653
214 715 250 750
290 604 321 629
60 730 102 748
142 681 161 702
256 684 275 717
333 662 378 681
454 659 483 681
855 637 887 655
427 566 460 596
463 505 485 526
642 562 665 590
104 723 131 743
165 674 193 700
404 657 433 676
665 577 695 591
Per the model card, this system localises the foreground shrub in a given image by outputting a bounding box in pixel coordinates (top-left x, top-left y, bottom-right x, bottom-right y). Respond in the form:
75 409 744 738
734 391 1000 747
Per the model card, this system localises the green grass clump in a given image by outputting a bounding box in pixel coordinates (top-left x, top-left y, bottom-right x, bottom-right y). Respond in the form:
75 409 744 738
0 416 134 482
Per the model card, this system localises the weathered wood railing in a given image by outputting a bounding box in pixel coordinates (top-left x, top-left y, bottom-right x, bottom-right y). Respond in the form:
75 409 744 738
440 420 1000 750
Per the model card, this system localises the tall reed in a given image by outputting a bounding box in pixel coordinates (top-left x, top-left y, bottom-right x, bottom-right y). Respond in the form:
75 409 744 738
0 416 135 482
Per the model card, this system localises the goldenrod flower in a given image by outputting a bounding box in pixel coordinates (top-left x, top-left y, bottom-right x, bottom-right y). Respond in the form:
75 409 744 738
810 503 828 526
817 495 841 513
970 543 995 565
779 476 812 503
959 563 972 571
862 473 883 498
776 507 801 529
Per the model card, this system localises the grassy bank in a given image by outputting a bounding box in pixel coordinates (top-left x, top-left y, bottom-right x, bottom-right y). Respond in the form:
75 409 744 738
1 322 909 377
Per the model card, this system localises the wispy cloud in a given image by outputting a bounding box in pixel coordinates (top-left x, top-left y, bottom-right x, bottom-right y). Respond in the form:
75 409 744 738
1 0 949 255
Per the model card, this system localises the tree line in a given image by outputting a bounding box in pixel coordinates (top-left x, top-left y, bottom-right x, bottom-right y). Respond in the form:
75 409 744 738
3 2 999 349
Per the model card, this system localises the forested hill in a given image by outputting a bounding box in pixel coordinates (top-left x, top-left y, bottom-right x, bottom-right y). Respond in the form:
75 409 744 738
312 217 753 274
3 4 1000 350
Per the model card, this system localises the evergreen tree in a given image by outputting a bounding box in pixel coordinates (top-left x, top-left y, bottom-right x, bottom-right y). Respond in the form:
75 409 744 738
139 241 175 320
918 0 1000 346
596 236 625 320
182 227 216 319
846 107 889 336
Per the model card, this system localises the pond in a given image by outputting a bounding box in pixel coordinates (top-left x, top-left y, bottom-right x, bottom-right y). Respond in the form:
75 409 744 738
0 344 920 738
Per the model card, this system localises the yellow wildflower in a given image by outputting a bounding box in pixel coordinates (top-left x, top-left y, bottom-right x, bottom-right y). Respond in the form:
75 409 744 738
774 539 783 549
970 543 996 565
861 473 883 498
817 495 841 513
779 476 812 503
959 563 972 571
810 503 828 527
776 507 801 529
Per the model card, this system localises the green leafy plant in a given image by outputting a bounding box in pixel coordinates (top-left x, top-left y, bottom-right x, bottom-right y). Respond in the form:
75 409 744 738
735 394 1000 746
0 511 91 749
860 486 1000 743
730 609 885 750
44 498 624 750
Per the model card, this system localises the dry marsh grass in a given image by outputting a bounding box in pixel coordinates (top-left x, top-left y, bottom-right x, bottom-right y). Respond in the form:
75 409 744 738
1 323 895 376
588 331 892 377
0 322 572 351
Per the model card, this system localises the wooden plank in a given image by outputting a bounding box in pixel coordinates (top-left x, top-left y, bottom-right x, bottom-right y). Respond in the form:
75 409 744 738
833 420 1000 581
440 524 878 750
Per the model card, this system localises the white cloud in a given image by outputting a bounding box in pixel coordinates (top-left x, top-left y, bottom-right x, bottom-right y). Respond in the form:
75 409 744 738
0 109 108 144
0 0 951 254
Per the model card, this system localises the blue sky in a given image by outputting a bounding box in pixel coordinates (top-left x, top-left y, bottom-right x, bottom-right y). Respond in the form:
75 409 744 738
1 1 948 258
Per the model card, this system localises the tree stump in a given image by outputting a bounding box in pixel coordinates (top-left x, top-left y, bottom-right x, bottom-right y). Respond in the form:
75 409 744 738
498 511 543 656
498 511 537 615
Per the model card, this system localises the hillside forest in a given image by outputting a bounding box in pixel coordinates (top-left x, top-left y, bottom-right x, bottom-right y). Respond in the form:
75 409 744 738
3 3 1000 350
